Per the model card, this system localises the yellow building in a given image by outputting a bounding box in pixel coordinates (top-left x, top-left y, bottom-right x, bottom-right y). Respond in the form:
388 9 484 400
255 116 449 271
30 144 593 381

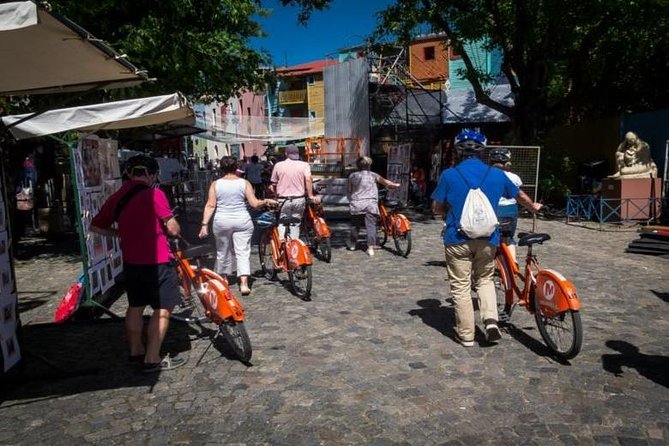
276 59 337 120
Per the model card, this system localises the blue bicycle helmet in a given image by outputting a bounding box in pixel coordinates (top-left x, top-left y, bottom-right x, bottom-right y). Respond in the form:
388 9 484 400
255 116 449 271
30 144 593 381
454 129 487 153
255 211 276 229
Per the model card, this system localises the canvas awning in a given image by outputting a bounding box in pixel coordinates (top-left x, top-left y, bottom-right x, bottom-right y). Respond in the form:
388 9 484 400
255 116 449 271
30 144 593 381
1 92 199 140
0 1 149 96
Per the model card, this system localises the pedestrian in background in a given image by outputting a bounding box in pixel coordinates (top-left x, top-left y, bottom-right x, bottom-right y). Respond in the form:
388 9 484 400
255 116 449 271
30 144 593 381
489 148 523 262
199 156 275 296
243 155 265 198
431 130 542 347
346 156 400 256
270 145 320 240
90 155 186 372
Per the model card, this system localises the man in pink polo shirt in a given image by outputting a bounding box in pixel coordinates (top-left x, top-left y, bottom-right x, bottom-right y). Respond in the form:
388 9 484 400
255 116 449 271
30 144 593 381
90 155 186 373
270 144 320 239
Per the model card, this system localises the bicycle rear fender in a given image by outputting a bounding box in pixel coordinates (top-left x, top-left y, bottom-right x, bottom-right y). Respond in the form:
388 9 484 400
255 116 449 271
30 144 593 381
535 269 581 314
286 238 313 268
498 244 520 275
203 278 245 323
313 216 331 238
392 213 411 234
200 267 229 285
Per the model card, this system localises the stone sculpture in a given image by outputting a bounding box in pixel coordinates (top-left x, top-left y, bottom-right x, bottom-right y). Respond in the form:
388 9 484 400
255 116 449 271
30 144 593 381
609 132 658 179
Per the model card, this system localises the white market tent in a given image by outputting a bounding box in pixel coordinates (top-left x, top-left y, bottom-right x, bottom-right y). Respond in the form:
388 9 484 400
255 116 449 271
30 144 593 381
0 1 148 96
0 1 154 375
2 92 197 140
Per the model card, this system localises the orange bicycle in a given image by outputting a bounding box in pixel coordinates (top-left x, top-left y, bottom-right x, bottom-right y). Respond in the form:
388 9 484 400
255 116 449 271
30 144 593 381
257 199 314 300
301 199 332 263
377 189 412 257
495 224 583 360
170 238 252 363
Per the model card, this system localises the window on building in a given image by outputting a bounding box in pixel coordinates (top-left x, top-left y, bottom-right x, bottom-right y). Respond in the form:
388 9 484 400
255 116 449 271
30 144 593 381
307 76 315 85
309 111 317 119
449 47 461 59
423 46 436 61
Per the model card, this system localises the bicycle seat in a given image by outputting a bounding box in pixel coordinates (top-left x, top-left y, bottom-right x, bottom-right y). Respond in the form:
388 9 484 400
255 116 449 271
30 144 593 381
279 216 302 226
181 244 215 259
517 232 551 246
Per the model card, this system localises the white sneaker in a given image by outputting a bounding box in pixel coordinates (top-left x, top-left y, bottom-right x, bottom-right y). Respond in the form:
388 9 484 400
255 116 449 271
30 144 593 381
367 247 375 256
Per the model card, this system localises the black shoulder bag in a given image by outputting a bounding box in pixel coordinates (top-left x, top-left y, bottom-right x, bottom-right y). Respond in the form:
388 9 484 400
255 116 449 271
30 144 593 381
113 184 150 221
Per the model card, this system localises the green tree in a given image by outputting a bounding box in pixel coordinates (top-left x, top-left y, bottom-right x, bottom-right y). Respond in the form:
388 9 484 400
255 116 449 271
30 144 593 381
282 0 669 144
45 0 272 102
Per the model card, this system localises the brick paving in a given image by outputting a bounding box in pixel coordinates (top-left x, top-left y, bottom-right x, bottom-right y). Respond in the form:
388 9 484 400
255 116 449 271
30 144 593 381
1 210 668 445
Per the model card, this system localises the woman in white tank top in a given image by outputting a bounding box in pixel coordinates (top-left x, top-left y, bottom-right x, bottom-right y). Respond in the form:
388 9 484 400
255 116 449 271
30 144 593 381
199 157 274 295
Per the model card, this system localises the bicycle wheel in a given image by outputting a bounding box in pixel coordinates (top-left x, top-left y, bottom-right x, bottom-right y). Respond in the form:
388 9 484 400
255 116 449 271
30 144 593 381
302 221 314 247
171 280 208 323
534 298 583 360
317 237 332 263
258 231 277 281
218 320 252 363
494 258 513 322
377 218 388 246
393 230 412 257
288 265 312 301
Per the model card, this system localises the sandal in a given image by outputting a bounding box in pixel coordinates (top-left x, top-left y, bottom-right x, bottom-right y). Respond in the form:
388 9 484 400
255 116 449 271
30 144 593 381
142 355 187 373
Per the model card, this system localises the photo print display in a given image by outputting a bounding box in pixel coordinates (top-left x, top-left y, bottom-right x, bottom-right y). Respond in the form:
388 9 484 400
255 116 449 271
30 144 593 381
1 333 20 372
0 230 7 257
2 298 16 326
0 261 14 296
80 136 102 190
99 139 120 180
111 253 123 277
88 263 102 296
0 295 17 339
0 200 6 232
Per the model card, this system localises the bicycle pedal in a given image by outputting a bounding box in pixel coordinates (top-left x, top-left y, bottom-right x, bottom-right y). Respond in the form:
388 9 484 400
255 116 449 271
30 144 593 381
498 311 510 323
179 298 196 309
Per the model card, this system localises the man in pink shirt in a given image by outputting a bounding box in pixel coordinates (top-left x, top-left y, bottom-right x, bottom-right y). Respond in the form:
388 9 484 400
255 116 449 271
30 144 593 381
91 155 186 373
270 145 319 239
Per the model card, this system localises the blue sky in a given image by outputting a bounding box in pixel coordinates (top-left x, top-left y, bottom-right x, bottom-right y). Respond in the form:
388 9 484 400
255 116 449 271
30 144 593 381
250 0 393 66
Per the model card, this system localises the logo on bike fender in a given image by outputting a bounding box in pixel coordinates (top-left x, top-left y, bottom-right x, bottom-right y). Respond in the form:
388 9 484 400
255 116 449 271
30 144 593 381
543 280 555 300
200 283 217 309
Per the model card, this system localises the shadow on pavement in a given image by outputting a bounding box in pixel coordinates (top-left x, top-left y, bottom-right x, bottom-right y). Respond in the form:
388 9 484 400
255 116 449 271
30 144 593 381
650 290 669 303
408 298 455 339
14 232 81 262
601 340 668 388
501 322 570 365
0 318 195 404
16 290 58 312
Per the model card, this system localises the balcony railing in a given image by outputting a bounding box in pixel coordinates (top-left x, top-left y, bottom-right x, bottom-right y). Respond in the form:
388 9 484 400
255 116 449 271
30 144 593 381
278 89 307 105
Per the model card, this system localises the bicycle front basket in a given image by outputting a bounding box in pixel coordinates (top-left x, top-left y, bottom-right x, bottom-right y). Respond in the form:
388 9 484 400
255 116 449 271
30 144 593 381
255 211 276 229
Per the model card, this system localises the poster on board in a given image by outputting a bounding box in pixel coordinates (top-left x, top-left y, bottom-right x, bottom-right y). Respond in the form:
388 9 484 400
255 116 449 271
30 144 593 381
74 136 125 299
387 143 411 203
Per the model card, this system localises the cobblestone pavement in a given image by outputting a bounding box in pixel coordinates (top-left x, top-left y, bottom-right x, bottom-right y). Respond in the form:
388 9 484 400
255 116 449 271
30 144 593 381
2 210 668 445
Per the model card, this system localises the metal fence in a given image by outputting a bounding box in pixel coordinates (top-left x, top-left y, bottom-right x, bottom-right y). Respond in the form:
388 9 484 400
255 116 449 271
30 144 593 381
566 194 662 225
483 145 541 202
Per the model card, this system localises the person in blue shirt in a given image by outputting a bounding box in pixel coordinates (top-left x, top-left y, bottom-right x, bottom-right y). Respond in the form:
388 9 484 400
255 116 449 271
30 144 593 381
431 130 542 347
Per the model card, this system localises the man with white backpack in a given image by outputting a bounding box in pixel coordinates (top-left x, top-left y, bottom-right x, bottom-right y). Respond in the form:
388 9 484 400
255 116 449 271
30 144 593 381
431 130 542 347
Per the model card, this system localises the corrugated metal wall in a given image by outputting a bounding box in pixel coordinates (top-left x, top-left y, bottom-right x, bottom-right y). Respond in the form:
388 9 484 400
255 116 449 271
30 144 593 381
324 57 370 155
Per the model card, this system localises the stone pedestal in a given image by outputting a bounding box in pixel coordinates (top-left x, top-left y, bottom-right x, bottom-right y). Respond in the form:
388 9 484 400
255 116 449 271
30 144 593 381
601 178 662 220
